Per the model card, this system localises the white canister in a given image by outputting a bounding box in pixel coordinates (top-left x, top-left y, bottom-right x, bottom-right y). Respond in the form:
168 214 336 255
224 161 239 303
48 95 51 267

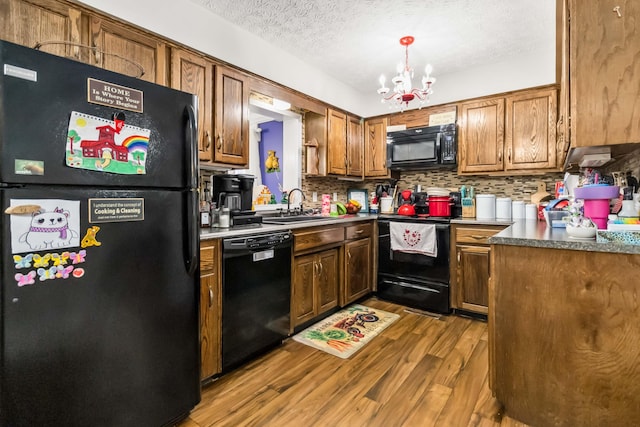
476 194 496 219
496 197 512 220
512 200 525 219
380 196 393 213
525 203 538 220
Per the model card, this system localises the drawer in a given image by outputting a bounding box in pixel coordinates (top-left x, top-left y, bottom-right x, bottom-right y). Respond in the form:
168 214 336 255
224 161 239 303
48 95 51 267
200 240 217 273
294 226 344 253
455 226 506 245
345 222 372 240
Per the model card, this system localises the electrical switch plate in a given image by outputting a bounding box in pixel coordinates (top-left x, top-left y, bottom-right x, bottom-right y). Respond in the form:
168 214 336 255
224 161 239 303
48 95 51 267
312 192 317 202
333 192 337 201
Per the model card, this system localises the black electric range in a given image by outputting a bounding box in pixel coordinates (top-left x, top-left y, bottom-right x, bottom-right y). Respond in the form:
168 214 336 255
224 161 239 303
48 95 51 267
376 213 458 314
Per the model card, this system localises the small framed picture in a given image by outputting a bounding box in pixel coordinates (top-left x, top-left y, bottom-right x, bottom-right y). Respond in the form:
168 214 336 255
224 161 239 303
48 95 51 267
347 188 369 213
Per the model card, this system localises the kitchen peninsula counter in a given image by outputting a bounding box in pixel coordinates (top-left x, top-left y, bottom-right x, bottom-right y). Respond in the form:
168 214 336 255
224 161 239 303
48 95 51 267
488 221 640 426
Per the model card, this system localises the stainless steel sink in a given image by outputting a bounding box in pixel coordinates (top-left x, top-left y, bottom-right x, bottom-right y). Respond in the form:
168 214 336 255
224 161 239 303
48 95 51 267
261 215 334 224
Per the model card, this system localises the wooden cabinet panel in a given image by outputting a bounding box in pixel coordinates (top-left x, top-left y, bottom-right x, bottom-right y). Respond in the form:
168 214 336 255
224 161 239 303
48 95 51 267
316 249 339 313
213 65 249 166
293 226 344 253
171 48 213 162
344 238 371 305
89 17 166 84
569 0 640 147
0 0 83 60
505 88 557 170
364 117 388 177
291 248 339 328
459 98 505 173
347 115 363 177
451 224 506 315
345 222 372 240
292 254 316 326
456 245 490 311
199 240 221 381
327 108 347 175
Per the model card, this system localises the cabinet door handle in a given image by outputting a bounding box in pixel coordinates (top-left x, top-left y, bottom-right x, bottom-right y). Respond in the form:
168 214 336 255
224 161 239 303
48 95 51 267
205 130 211 150
208 286 214 308
354 229 364 234
470 235 486 240
318 262 324 276
498 150 502 162
217 134 222 150
508 147 512 163
613 6 622 17
347 251 352 262
457 250 461 264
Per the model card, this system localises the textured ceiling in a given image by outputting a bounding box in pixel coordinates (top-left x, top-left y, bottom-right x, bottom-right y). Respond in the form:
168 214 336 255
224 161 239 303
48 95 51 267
192 0 555 98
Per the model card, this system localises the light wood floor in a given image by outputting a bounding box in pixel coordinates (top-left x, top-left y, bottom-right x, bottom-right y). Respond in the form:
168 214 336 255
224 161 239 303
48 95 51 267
178 298 529 427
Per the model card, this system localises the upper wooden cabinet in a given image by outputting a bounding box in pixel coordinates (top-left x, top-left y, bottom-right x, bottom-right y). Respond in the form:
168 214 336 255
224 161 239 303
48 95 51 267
89 17 167 84
327 109 348 175
308 109 363 178
563 0 640 148
363 117 389 177
0 0 83 60
171 52 249 167
171 48 214 162
459 86 558 174
505 87 557 171
459 98 505 173
212 65 249 166
347 115 364 177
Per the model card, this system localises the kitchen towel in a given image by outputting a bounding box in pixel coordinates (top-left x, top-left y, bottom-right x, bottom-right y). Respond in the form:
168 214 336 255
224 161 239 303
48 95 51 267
390 222 437 257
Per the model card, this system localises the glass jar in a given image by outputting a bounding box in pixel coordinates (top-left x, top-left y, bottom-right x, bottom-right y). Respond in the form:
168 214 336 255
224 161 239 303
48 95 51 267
219 207 230 228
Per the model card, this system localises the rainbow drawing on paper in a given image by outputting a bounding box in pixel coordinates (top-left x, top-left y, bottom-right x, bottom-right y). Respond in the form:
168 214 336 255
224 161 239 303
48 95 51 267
65 111 151 175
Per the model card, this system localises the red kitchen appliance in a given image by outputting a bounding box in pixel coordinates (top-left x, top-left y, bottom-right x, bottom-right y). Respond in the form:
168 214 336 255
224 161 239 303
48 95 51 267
397 189 416 216
428 195 454 217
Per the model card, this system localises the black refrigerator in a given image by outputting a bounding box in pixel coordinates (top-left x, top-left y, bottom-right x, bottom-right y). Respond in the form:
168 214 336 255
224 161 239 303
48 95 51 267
0 40 201 426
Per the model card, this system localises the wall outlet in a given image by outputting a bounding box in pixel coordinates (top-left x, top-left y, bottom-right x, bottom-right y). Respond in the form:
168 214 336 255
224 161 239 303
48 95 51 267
312 192 318 202
333 192 338 201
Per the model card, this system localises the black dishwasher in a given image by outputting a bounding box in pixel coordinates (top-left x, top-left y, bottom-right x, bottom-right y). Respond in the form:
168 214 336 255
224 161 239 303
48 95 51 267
221 231 292 372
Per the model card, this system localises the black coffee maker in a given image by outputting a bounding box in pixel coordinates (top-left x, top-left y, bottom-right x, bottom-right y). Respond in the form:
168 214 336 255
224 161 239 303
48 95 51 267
211 174 255 217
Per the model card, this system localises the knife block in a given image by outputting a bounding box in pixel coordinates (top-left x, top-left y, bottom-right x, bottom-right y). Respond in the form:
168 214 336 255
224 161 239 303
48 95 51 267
462 199 476 218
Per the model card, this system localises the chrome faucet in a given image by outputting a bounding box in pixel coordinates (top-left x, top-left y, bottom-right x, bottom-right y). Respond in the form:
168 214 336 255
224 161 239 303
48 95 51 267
287 188 306 215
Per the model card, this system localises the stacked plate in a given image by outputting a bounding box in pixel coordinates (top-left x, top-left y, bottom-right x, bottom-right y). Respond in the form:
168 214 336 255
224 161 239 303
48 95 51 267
425 187 450 197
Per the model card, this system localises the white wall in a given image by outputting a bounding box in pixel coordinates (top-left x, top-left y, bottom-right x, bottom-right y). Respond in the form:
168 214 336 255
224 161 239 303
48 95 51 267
76 0 555 118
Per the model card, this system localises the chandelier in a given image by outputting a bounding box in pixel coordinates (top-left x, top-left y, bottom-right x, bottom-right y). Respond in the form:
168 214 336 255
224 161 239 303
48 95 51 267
377 36 436 111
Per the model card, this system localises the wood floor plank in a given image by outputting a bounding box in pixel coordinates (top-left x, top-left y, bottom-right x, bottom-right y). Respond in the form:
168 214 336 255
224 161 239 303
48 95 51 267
177 298 529 427
432 320 487 388
435 339 490 425
401 383 453 427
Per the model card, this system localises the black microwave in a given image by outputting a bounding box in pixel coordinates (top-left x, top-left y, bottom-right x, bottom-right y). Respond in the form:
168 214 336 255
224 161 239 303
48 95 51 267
386 123 457 170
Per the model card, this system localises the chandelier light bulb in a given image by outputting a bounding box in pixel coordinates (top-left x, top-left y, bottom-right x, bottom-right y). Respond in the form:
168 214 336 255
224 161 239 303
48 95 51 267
379 74 386 87
425 64 433 76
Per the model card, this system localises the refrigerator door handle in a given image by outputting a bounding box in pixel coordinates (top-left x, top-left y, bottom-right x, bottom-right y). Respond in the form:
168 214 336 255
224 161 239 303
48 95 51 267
185 105 199 276
185 105 198 190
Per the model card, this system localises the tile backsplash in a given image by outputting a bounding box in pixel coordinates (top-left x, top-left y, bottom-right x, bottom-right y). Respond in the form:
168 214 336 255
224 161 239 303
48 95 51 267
302 170 564 210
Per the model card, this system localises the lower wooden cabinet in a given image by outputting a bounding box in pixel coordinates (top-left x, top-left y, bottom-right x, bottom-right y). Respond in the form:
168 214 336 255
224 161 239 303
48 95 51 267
199 240 221 381
291 248 339 327
342 223 372 305
451 224 506 315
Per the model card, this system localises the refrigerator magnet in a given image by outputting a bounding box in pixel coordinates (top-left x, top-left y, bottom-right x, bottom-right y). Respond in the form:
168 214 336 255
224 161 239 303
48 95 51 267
81 226 101 248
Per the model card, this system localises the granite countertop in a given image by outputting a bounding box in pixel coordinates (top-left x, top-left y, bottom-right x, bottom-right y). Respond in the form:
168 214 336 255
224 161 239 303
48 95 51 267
489 219 640 255
200 213 640 255
200 213 376 239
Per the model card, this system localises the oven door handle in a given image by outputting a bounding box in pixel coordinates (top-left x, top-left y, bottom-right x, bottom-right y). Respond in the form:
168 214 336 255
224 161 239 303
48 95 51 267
383 280 442 293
